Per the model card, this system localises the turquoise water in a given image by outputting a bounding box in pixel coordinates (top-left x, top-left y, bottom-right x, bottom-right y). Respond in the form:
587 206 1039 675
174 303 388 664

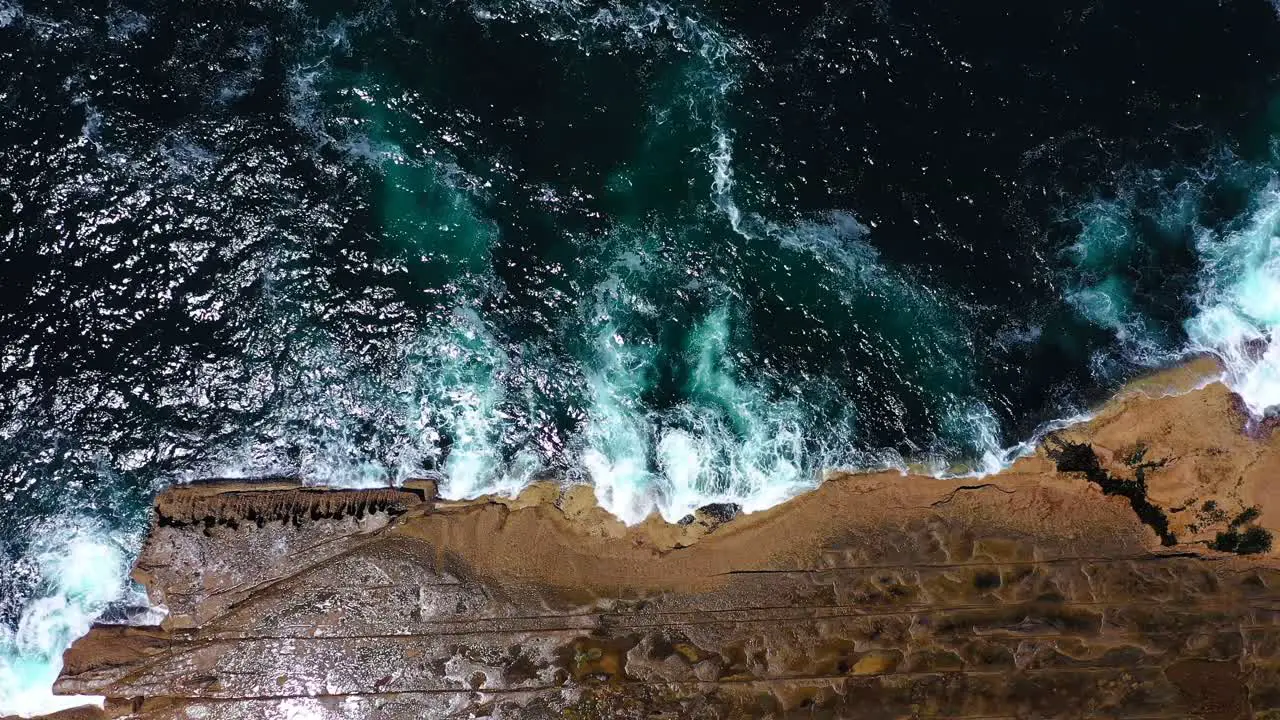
3 0 1280 713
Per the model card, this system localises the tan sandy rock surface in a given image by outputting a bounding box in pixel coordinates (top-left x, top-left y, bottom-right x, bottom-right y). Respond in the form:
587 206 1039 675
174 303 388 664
20 360 1280 719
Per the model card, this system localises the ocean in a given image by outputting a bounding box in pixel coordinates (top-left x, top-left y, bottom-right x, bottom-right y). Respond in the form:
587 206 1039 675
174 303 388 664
3 0 1280 713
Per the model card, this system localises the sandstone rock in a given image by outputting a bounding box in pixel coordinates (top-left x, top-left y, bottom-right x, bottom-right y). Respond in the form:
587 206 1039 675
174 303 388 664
43 365 1280 718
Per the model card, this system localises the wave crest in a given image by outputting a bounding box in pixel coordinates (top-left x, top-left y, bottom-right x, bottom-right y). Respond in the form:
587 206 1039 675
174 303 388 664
0 518 157 717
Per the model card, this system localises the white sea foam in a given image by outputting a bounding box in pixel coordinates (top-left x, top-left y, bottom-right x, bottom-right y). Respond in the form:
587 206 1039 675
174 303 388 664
410 310 544 500
73 99 102 150
574 257 851 523
949 408 1098 481
1064 199 1181 368
106 9 148 41
0 0 22 27
1186 177 1280 414
283 8 387 145
938 402 1011 476
709 131 743 233
0 518 155 718
578 345 822 524
578 312 661 522
1064 155 1280 416
190 309 528 495
470 0 741 60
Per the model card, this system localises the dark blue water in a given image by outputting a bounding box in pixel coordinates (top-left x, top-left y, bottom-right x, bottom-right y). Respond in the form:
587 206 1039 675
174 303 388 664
4 0 1280 711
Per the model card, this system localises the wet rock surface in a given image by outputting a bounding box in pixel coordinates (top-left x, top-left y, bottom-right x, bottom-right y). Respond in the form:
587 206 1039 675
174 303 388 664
48 487 1280 718
38 367 1280 718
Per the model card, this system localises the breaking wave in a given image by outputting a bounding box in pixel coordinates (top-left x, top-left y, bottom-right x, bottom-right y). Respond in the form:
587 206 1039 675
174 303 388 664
1064 143 1280 415
1187 178 1280 413
0 518 160 717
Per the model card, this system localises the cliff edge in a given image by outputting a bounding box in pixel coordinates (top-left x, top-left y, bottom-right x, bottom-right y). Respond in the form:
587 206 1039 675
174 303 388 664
31 360 1280 718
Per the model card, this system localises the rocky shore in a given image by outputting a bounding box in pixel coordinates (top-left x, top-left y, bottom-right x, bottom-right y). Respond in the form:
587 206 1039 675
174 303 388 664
24 359 1280 719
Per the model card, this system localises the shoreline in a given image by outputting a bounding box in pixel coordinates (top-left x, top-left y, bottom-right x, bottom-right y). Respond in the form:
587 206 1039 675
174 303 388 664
22 354 1280 720
308 354 1235 528
121 354 1260 569
123 353 1279 601
184 354 1232 530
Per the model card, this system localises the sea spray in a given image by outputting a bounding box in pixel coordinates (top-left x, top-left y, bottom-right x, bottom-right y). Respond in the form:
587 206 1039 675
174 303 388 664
673 307 812 510
579 318 660 523
0 1 21 28
1186 177 1280 414
409 310 523 498
1064 146 1280 415
193 310 546 499
0 519 153 717
576 304 834 523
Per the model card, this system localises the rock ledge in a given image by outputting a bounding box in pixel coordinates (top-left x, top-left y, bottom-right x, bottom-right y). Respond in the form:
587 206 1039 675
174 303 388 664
33 362 1280 719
